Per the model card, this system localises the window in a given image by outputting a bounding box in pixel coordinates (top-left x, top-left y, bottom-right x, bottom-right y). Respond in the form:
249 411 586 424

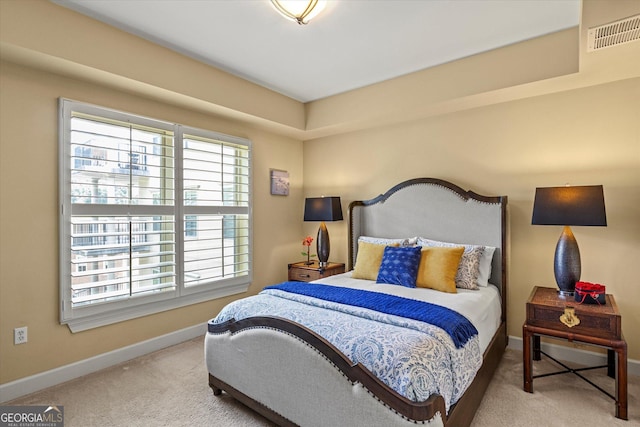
59 99 251 332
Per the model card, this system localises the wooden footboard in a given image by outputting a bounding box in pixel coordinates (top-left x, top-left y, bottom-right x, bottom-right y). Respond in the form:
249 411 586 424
208 316 446 423
207 316 506 426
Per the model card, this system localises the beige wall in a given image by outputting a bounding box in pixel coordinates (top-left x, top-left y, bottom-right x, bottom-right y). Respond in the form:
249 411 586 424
1 0 639 390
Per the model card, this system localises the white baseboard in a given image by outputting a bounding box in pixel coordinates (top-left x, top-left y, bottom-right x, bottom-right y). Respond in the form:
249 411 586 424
0 322 207 403
1 328 636 404
508 335 640 377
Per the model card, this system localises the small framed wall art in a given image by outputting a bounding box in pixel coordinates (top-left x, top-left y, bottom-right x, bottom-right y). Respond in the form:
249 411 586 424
270 169 290 196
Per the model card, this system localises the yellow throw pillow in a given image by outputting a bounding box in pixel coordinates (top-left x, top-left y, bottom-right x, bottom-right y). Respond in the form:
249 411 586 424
416 246 465 293
352 241 398 280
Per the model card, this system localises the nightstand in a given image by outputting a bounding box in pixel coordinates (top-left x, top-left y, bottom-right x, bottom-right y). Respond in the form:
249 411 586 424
287 261 345 282
522 286 627 420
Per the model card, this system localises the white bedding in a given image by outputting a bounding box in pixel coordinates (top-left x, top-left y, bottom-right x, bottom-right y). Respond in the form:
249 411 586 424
311 271 502 353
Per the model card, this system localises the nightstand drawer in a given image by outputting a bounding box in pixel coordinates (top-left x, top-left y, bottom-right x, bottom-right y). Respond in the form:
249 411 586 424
288 267 323 282
287 261 345 283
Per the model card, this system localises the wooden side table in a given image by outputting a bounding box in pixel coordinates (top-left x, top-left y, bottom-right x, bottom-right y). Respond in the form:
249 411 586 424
522 286 627 420
287 261 345 282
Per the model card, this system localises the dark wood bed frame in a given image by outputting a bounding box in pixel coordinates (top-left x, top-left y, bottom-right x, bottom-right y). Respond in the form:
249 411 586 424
208 177 508 426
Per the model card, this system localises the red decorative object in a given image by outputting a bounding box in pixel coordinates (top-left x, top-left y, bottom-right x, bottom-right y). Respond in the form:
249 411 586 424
301 236 316 265
575 281 606 305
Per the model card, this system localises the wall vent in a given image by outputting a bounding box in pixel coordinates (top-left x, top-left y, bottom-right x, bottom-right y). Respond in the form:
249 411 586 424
587 14 640 52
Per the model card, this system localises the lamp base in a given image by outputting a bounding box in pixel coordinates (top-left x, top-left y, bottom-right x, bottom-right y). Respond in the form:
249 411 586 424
316 221 330 267
554 225 581 296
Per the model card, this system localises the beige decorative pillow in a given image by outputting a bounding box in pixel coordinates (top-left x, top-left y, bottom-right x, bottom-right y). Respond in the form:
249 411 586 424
352 241 398 280
455 246 484 289
358 236 413 246
416 246 464 293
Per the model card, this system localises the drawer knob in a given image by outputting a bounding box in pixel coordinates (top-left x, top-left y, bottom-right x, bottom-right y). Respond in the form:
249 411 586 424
559 307 580 328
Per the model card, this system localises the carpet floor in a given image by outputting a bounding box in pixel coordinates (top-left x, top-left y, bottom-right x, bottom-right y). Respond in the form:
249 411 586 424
7 336 639 426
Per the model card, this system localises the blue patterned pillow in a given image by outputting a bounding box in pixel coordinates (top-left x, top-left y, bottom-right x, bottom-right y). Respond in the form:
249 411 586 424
376 246 422 288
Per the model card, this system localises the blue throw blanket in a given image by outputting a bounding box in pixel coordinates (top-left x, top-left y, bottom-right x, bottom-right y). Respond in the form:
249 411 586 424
264 282 477 349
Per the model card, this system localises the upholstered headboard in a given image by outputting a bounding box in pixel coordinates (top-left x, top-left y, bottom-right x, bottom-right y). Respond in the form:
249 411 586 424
348 178 507 318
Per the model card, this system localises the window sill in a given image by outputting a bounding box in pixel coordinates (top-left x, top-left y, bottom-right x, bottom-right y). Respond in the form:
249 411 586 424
64 282 249 333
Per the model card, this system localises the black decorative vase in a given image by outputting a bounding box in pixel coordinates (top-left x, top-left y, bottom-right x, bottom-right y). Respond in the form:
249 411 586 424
316 222 330 268
554 226 581 296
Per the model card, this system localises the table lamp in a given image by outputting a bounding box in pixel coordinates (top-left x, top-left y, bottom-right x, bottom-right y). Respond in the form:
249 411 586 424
531 185 607 296
304 197 343 268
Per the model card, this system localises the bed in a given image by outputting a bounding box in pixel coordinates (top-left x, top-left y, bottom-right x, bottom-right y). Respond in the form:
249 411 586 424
205 177 508 427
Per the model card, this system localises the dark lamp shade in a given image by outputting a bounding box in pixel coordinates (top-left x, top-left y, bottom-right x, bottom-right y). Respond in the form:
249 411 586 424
531 185 607 227
303 197 343 222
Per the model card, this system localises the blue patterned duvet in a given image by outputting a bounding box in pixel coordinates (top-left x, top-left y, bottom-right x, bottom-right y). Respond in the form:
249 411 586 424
211 282 483 413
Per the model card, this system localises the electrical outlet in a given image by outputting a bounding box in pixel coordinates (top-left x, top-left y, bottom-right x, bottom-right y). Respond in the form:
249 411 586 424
14 326 28 345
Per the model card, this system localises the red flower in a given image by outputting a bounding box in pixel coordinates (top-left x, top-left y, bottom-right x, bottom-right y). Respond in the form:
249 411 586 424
301 236 316 264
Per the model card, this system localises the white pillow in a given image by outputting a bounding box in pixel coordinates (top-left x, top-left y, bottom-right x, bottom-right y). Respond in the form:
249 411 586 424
477 246 495 287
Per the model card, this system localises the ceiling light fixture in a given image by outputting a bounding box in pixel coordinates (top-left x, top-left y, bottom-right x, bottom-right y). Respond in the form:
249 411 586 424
270 0 326 25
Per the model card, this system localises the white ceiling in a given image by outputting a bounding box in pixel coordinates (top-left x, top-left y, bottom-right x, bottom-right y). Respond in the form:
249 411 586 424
53 0 581 103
